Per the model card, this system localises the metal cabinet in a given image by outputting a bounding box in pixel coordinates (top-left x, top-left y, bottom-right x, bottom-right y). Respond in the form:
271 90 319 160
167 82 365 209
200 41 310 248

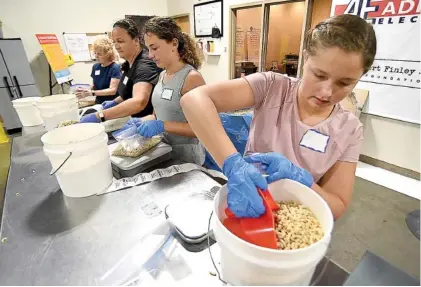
0 38 40 130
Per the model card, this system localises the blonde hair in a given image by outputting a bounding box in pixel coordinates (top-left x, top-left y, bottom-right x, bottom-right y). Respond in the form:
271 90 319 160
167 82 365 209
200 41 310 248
93 35 116 62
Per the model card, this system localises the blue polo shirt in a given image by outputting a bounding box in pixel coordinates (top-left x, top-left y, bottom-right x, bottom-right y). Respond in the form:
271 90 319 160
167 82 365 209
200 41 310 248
91 62 122 104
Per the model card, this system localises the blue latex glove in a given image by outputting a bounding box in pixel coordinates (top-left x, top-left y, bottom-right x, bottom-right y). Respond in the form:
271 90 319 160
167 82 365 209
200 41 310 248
222 152 268 218
79 113 100 123
102 100 118 109
137 120 164 138
120 118 142 131
245 152 314 187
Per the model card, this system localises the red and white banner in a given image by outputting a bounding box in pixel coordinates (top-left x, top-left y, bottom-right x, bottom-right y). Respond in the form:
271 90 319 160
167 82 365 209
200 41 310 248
331 0 420 123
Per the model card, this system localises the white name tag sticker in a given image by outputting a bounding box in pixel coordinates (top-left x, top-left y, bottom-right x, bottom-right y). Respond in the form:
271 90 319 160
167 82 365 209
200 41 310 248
123 76 128 85
95 70 100 76
161 89 173 100
299 129 330 153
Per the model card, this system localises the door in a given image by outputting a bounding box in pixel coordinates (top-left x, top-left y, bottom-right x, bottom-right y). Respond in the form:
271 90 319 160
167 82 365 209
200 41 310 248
0 39 37 86
264 1 306 76
0 47 14 93
17 85 39 98
173 15 191 34
231 6 263 79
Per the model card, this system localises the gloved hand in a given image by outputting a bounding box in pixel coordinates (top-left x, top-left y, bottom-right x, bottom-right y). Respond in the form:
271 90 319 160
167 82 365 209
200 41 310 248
245 152 314 187
102 100 118 109
222 152 268 218
121 118 142 130
79 113 100 123
137 120 164 138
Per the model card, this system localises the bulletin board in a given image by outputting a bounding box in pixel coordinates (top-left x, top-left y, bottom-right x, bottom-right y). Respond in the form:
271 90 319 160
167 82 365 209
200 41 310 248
62 32 108 62
86 32 109 61
331 0 420 124
194 0 223 37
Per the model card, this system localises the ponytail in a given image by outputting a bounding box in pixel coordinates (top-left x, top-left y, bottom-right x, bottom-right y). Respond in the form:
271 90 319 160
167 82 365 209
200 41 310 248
179 32 203 70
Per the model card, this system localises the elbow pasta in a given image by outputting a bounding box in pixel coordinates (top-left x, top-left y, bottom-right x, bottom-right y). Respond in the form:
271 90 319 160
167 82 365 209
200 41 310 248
112 137 161 158
57 120 79 127
275 201 324 250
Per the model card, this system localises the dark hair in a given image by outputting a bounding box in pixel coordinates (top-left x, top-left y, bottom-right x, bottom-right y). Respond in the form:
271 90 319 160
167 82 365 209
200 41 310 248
113 18 142 41
144 16 202 69
305 14 377 73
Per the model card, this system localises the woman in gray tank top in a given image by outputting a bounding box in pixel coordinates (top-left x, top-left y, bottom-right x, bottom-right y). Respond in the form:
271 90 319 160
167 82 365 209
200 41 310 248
134 17 206 165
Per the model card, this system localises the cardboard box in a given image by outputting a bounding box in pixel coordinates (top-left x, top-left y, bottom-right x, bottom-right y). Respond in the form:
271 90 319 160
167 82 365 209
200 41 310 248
340 89 369 118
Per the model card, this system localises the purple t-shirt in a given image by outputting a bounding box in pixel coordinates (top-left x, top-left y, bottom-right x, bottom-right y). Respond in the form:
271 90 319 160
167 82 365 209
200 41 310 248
245 72 363 182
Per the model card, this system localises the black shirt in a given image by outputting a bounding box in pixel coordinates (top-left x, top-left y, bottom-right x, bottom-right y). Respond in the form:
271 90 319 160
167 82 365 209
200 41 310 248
118 49 162 118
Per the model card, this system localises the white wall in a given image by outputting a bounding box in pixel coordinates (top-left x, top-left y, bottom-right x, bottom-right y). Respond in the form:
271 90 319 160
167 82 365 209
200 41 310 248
0 0 168 95
360 114 420 172
168 0 420 173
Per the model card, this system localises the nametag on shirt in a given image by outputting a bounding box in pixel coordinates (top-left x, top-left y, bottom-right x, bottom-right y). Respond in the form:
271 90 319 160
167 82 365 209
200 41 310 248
123 76 128 85
95 70 100 76
161 89 173 100
299 129 330 153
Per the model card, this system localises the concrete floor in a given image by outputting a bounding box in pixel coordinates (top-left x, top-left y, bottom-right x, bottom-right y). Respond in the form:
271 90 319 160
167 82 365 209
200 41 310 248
0 140 419 280
328 177 420 279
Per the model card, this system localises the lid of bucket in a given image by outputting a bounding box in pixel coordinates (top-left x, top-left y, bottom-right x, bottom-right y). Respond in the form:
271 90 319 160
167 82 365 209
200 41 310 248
41 123 105 146
37 94 76 103
12 97 41 105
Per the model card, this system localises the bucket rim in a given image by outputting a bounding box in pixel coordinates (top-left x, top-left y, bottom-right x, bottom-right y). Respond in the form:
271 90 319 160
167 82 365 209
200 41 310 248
41 123 105 146
37 94 76 104
12 97 41 104
214 180 334 254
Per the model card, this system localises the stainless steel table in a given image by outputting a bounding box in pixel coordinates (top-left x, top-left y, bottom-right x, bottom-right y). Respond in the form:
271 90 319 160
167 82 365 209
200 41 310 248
6 129 414 286
0 130 222 285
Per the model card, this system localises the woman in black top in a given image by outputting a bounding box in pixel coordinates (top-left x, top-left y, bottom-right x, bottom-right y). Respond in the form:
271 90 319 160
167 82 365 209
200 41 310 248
80 18 162 123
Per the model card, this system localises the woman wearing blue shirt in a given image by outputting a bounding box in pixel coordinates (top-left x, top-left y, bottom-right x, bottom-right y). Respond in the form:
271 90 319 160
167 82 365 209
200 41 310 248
76 36 121 104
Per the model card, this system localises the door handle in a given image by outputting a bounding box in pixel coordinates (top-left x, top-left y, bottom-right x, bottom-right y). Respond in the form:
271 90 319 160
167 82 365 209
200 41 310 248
13 76 24 98
3 76 14 100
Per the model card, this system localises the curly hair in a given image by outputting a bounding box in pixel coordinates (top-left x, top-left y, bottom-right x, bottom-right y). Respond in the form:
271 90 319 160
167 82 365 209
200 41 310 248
144 16 202 69
305 14 377 74
92 36 116 61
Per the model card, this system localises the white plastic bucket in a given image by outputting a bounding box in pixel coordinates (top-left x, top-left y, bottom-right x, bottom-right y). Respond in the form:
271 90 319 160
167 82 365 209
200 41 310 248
12 97 44 126
213 179 334 286
37 94 79 131
41 123 113 198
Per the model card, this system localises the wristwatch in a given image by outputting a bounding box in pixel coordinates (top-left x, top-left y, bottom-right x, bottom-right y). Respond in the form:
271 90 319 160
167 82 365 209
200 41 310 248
92 90 96 96
98 110 105 122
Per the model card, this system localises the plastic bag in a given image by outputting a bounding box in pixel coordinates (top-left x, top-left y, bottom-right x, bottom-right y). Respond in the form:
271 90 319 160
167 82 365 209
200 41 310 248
111 126 161 158
69 84 90 94
99 220 172 285
204 112 253 171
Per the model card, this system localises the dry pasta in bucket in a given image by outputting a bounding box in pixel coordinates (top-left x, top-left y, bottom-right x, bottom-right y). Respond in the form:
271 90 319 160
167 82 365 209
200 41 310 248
57 120 79 127
274 201 324 250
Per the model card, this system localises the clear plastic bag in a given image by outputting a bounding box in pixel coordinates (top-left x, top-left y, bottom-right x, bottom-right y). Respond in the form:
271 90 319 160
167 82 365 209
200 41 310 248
69 84 90 94
111 126 161 158
99 220 194 286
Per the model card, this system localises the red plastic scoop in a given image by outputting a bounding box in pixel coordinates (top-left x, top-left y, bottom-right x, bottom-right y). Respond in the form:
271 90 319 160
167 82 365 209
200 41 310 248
223 189 280 249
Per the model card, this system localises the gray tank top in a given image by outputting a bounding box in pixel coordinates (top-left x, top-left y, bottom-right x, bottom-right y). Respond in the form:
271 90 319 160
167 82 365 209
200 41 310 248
152 64 205 165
